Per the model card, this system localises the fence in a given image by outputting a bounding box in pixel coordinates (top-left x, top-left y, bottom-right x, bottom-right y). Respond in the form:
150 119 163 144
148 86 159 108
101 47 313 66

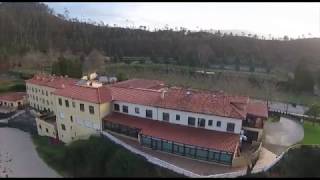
101 131 247 178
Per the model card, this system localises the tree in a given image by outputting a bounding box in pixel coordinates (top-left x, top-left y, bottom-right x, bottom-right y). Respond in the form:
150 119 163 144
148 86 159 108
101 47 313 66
306 103 320 126
235 57 240 71
82 49 105 76
293 59 314 92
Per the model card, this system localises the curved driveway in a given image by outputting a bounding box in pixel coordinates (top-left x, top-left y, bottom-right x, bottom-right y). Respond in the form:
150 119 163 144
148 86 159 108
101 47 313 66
264 117 304 147
0 128 60 177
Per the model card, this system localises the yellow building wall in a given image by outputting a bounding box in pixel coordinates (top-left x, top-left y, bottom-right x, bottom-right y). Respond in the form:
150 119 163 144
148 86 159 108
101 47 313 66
26 83 57 113
36 118 57 139
54 94 112 144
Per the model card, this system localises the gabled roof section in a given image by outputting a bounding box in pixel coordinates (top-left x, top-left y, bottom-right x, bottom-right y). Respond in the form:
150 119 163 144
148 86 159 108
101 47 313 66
247 100 268 119
53 85 112 104
25 74 77 89
110 85 248 119
0 92 26 101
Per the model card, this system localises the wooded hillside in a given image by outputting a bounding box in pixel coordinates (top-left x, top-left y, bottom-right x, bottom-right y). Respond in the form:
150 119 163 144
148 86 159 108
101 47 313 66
1 2 320 73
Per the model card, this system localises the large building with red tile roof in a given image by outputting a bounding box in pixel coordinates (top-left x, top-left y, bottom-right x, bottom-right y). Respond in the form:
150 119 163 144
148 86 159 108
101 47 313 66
26 74 268 166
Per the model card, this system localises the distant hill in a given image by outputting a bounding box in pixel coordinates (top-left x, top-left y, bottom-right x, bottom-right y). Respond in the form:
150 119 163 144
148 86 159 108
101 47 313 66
1 2 320 73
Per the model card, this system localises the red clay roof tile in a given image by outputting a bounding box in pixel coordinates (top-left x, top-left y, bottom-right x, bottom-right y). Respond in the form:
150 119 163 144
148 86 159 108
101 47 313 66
104 112 239 153
0 92 26 101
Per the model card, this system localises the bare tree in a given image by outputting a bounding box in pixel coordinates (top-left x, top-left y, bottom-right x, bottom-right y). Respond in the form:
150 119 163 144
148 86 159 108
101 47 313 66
82 49 106 75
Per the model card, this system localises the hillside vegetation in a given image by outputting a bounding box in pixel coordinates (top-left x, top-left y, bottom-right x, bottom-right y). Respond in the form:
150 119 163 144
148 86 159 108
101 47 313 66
32 135 183 177
1 2 320 74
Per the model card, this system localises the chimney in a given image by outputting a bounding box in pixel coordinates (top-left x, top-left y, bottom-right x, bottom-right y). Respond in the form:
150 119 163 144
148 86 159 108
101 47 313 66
161 90 167 99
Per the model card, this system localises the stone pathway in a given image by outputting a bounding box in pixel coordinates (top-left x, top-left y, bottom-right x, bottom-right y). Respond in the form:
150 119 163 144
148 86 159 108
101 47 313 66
0 128 60 177
251 147 277 174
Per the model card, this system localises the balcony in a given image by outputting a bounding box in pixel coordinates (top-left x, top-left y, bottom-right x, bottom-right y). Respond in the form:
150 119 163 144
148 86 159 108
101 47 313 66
242 118 264 129
38 112 57 125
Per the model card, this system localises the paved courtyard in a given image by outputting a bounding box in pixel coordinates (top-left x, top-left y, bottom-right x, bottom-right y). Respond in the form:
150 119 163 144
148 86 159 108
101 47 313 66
0 128 60 177
264 117 304 147
263 116 304 156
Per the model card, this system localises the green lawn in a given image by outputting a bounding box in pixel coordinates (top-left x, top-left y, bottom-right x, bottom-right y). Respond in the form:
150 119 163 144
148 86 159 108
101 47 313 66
302 121 320 145
0 79 25 93
267 115 280 122
32 135 183 177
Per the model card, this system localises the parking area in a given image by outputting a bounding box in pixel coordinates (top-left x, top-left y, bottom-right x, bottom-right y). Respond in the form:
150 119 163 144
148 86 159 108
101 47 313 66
264 117 304 150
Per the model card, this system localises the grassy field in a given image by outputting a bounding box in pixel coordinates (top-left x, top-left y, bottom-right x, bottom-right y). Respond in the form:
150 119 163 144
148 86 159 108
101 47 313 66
267 115 280 123
0 79 26 93
302 121 320 145
32 135 183 177
104 63 319 105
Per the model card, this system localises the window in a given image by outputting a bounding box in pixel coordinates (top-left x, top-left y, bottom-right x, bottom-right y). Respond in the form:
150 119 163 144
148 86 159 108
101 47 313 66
114 104 120 111
226 123 235 132
146 110 153 118
46 91 48 96
70 116 73 122
135 107 140 114
60 112 64 119
61 124 66 131
173 143 184 155
163 112 170 121
72 101 75 108
216 121 221 127
185 145 196 158
208 120 213 126
80 104 85 112
89 106 94 114
32 87 34 92
42 90 44 95
198 118 206 127
176 114 180 121
58 98 62 106
47 100 49 105
162 140 172 153
196 148 208 161
188 117 196 126
46 128 49 133
39 125 42 129
11 103 13 107
122 105 128 113
65 100 69 107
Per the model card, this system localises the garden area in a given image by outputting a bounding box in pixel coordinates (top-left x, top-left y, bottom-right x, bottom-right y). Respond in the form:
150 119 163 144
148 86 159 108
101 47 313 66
32 135 183 177
302 121 320 145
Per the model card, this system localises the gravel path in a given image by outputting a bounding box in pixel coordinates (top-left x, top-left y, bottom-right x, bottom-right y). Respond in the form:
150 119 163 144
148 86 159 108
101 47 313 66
0 128 60 177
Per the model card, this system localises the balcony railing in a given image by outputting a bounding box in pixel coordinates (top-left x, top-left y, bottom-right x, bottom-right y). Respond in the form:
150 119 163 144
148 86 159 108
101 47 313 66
242 120 263 129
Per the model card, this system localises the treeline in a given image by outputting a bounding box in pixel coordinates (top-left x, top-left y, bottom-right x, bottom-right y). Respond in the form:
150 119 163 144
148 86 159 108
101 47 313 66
1 2 320 73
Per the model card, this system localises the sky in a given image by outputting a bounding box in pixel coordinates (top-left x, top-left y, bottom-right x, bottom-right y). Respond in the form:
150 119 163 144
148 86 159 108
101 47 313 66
46 2 320 39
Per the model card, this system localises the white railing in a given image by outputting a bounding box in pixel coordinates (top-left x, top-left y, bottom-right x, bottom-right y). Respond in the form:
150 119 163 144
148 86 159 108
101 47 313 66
101 131 247 178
